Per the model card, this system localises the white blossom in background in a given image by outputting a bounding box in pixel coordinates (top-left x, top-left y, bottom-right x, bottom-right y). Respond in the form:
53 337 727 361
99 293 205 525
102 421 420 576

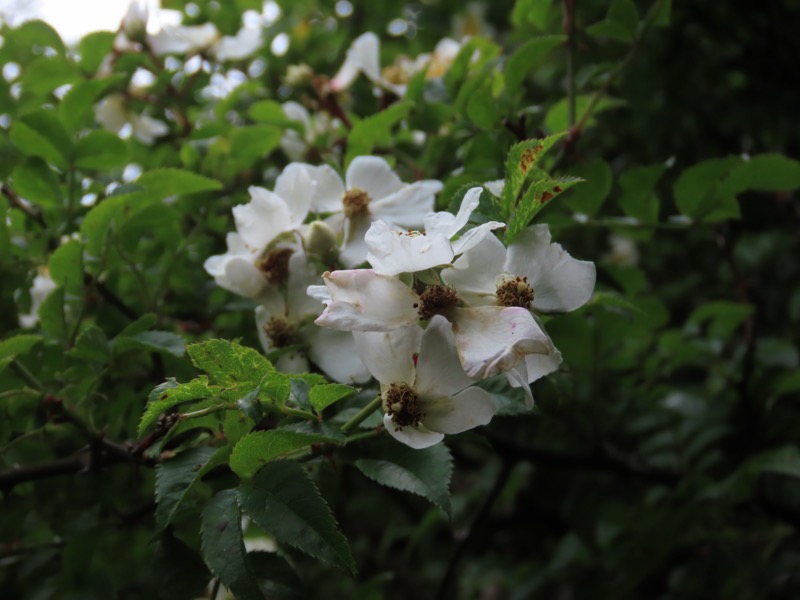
280 101 340 162
95 94 169 144
19 269 57 329
210 24 263 61
354 316 497 448
147 22 220 56
120 0 149 41
606 234 640 266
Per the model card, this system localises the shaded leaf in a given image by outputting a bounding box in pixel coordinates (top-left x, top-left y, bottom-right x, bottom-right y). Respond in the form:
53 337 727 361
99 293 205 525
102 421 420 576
155 445 218 526
309 383 358 413
139 377 215 436
230 430 337 479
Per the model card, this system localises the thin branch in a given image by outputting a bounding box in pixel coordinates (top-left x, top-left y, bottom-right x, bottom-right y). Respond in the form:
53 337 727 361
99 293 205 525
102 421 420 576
1 184 48 229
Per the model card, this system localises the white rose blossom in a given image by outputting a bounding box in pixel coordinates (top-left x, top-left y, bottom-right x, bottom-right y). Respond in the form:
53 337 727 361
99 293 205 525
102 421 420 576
147 23 220 56
19 269 57 329
95 94 169 145
354 315 497 449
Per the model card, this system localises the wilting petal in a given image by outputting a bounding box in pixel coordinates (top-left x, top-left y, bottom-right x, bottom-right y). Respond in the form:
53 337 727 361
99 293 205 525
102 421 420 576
383 414 444 449
422 387 496 434
504 363 534 408
452 306 552 379
365 220 453 276
305 326 372 384
441 234 506 306
345 156 405 200
415 315 473 398
313 270 418 331
234 187 292 250
353 324 422 385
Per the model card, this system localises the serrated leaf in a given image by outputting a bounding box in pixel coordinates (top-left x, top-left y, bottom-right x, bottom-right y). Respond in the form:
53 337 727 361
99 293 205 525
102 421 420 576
5 20 65 58
505 35 565 93
156 445 218 526
501 134 565 217
201 490 263 600
10 111 71 169
229 125 282 167
238 461 356 573
309 383 358 413
11 157 62 206
116 313 158 338
618 164 665 223
507 176 581 241
703 446 800 503
116 330 186 357
74 130 129 170
587 0 639 42
354 438 453 514
248 99 293 124
139 377 215 435
346 101 412 167
77 31 116 73
0 335 43 373
230 430 336 479
134 168 222 201
49 238 83 294
67 325 110 362
188 339 275 388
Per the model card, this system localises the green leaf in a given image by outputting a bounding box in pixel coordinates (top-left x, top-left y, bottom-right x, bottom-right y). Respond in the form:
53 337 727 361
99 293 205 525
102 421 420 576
354 438 453 514
49 238 83 294
704 446 800 503
20 56 82 96
345 101 412 167
38 286 66 339
688 301 753 339
0 334 43 373
445 37 501 95
587 0 640 42
201 490 263 600
309 383 358 413
187 339 275 388
74 130 129 170
511 0 553 30
238 461 356 573
116 313 158 337
66 325 110 363
652 0 671 26
229 125 282 167
507 176 582 241
562 159 612 216
134 168 222 201
545 95 626 133
11 157 62 207
156 445 218 526
139 377 215 436
501 133 565 217
674 156 741 222
10 110 72 169
77 31 116 74
59 78 122 134
230 430 337 479
505 35 565 93
248 99 293 124
4 20 65 58
115 331 186 357
617 164 666 223
722 154 800 194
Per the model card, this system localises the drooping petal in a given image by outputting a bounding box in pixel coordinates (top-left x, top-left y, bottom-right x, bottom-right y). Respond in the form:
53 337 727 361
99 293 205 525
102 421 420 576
370 180 442 228
330 32 382 91
423 186 481 239
451 306 553 379
233 187 292 250
365 220 454 276
313 270 419 331
505 225 596 313
414 315 473 398
353 324 422 385
422 387 496 434
345 156 405 200
441 234 506 306
305 326 372 384
383 414 444 449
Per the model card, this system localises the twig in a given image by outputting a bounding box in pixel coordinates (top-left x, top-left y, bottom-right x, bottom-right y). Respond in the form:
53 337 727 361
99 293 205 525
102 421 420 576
1 184 48 230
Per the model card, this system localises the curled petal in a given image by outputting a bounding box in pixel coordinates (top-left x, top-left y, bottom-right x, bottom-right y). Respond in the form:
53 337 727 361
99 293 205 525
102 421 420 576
383 414 444 449
366 221 454 276
451 221 505 256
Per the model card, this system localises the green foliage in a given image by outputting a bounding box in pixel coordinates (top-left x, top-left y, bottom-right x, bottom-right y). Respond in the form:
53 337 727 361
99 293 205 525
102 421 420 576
230 430 336 478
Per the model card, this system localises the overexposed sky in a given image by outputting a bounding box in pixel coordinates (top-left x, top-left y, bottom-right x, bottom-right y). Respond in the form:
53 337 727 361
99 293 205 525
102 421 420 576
0 0 137 43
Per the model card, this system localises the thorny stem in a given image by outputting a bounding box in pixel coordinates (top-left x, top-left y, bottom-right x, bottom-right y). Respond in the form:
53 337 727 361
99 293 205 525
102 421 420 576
340 396 382 434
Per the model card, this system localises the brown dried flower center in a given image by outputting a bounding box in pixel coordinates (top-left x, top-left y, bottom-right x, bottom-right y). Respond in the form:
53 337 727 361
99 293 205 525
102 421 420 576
342 187 372 218
416 285 459 321
257 248 294 284
384 382 423 429
495 276 534 309
263 317 295 348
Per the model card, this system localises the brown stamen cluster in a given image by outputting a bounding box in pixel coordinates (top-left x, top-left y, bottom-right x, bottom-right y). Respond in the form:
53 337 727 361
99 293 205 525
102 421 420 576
263 317 295 348
342 187 371 218
382 64 410 85
384 382 423 429
495 276 534 309
257 248 294 284
416 285 459 320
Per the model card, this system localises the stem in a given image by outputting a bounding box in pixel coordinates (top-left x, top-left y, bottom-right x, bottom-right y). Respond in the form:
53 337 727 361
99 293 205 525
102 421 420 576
344 428 385 444
11 360 44 392
179 403 227 420
0 388 40 401
340 396 382 434
280 406 318 421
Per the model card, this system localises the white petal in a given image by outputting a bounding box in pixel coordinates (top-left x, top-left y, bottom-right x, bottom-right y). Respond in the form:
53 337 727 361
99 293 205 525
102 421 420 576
504 364 534 408
483 179 504 197
422 387 496 434
211 27 262 61
204 253 266 299
451 221 505 255
414 315 473 398
451 306 552 379
147 23 219 56
304 327 372 384
441 234 506 306
506 225 596 313
234 187 292 250
383 414 444 449
305 164 345 213
275 352 310 374
286 251 325 320
353 324 422 385
370 180 442 229
365 221 454 276
273 163 315 227
330 32 383 91
338 215 372 268
345 156 404 200
424 186 481 239
314 270 419 331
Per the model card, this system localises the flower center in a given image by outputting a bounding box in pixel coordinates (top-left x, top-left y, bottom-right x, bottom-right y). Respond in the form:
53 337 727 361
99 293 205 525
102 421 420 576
257 248 294 284
495 276 534 309
342 187 371 218
384 382 423 429
416 284 459 321
382 64 411 85
263 317 295 348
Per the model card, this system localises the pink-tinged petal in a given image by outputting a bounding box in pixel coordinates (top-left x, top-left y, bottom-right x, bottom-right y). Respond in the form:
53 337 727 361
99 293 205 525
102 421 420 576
366 221 454 276
353 324 422 385
506 225 596 313
415 315 473 398
273 163 315 227
305 164 345 213
305 327 372 384
452 306 552 379
314 270 419 331
345 156 404 200
422 387 496 434
451 221 505 256
234 186 292 250
383 414 444 449
423 186 481 239
371 180 442 229
330 32 382 91
441 234 506 306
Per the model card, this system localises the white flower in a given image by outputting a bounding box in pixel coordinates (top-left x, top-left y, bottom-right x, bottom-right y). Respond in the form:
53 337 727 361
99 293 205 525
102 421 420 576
303 156 442 268
365 186 504 276
120 0 148 40
147 23 220 56
95 94 169 144
279 101 340 162
19 269 57 328
329 32 398 94
210 26 263 61
606 234 639 266
353 315 496 449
